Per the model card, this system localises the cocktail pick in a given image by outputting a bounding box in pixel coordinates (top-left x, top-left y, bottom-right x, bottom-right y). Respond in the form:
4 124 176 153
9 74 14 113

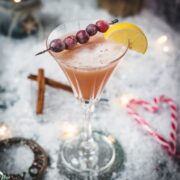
35 19 119 56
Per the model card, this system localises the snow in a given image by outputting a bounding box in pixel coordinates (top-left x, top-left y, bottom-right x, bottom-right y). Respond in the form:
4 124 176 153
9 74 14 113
0 0 180 179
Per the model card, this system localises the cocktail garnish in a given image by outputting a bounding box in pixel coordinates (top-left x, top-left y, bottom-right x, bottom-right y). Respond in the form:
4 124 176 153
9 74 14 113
35 39 65 56
76 30 90 44
35 19 119 56
64 35 77 49
86 24 98 36
104 23 148 54
96 20 109 33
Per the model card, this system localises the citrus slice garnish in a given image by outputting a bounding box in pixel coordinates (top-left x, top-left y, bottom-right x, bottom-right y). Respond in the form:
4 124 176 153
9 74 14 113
104 23 148 54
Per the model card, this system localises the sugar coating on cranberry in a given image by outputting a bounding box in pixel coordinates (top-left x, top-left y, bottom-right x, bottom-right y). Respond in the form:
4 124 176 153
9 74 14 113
76 30 89 44
50 39 65 52
64 35 77 49
96 20 109 33
86 24 98 36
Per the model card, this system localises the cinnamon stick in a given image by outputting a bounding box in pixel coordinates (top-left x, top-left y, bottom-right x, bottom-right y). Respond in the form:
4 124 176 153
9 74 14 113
28 74 73 93
36 69 45 114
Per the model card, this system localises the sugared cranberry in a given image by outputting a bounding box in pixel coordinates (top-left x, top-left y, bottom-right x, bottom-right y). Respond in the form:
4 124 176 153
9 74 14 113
49 39 65 52
76 30 89 44
86 24 98 36
64 35 77 49
96 20 109 33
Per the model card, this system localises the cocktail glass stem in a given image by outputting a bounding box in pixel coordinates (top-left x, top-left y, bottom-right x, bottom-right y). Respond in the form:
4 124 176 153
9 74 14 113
79 101 98 170
83 102 94 141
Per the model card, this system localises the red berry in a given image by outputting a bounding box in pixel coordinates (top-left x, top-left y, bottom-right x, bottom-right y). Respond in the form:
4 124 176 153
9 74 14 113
96 20 109 33
76 30 89 44
64 35 77 49
86 24 98 36
50 39 65 52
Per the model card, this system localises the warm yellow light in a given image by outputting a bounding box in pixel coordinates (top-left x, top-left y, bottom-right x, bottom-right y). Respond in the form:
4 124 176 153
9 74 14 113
117 94 135 107
0 124 11 140
14 0 22 3
120 96 131 106
107 135 116 144
157 35 168 44
163 46 169 53
60 122 79 139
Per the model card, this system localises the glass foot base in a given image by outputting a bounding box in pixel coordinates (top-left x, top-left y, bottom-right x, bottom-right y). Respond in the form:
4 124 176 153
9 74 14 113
58 131 125 180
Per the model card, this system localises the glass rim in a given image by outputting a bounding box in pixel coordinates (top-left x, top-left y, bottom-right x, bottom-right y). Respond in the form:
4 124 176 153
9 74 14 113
46 20 129 70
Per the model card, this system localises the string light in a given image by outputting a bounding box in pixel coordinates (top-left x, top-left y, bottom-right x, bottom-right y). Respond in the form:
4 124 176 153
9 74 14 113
107 134 116 144
157 35 168 44
0 123 11 140
156 34 174 55
13 0 22 3
60 122 79 139
163 46 169 53
114 94 136 107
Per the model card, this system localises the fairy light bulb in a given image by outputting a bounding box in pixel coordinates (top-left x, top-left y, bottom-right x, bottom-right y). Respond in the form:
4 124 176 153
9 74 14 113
163 46 169 53
107 134 116 144
120 94 135 107
0 123 11 140
60 122 79 139
157 35 168 44
13 0 22 3
156 34 174 55
120 95 131 107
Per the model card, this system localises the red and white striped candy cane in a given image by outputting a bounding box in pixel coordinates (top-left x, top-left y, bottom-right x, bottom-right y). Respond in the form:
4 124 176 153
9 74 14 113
126 95 179 157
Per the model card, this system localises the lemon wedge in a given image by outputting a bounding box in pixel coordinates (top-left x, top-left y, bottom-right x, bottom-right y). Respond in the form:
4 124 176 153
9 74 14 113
104 23 148 54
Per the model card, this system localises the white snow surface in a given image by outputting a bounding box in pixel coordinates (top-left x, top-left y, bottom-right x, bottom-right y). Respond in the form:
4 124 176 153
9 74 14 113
0 0 180 179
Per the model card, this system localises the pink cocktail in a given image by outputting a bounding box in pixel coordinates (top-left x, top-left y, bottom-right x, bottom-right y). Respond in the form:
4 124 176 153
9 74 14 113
47 20 128 178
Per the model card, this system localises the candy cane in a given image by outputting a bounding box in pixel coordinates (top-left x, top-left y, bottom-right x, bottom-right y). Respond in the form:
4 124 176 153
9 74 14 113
126 95 178 156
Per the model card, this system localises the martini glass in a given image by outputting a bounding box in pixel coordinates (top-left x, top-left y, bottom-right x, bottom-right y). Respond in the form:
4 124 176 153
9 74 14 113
47 20 128 178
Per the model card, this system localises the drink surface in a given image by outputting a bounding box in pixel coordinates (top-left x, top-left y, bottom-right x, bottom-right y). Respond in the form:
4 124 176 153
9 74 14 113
51 33 127 101
52 33 126 69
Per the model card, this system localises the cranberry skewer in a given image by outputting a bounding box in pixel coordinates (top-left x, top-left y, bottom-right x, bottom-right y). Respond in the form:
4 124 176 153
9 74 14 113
35 19 118 56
